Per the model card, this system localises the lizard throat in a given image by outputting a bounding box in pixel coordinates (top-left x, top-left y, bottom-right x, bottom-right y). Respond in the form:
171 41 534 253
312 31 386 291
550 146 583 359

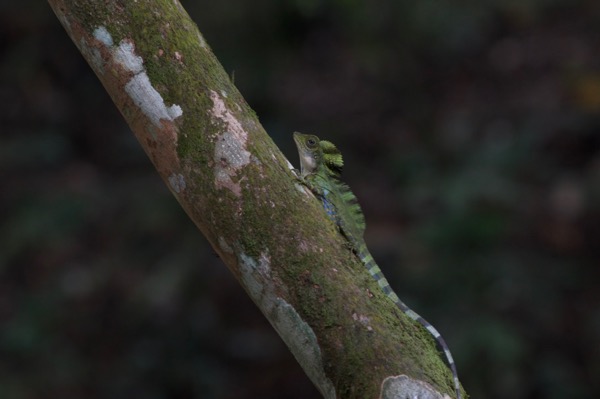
300 153 317 175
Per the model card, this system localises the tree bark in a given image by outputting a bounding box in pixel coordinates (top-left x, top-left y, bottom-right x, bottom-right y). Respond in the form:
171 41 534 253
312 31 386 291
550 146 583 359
47 1 464 398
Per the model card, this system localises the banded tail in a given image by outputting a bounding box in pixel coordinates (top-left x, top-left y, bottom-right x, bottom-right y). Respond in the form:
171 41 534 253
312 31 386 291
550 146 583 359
358 246 462 399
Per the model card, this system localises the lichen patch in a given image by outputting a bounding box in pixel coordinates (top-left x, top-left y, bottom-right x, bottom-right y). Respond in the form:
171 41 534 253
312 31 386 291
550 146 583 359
168 173 186 193
91 26 183 128
125 73 183 127
210 90 251 196
113 41 144 73
93 26 113 46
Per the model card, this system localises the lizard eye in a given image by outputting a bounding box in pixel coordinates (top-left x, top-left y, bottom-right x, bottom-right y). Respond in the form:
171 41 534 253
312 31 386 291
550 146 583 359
307 139 317 147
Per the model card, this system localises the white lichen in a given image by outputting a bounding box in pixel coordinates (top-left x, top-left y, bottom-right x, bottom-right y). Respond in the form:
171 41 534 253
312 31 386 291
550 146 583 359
168 173 186 193
93 26 113 46
91 26 183 128
125 73 183 127
113 41 143 73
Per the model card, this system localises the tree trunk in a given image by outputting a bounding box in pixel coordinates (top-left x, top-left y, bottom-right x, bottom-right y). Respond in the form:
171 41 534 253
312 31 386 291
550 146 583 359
46 1 464 398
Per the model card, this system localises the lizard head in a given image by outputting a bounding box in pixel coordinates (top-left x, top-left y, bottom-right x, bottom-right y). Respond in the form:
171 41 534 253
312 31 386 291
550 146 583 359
293 132 322 176
293 132 344 177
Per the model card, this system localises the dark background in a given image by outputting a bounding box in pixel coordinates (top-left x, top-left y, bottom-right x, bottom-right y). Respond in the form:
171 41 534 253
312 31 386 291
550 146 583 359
1 1 600 398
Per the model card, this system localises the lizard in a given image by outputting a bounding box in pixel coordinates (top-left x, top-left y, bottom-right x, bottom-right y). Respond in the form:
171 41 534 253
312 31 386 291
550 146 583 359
293 132 462 399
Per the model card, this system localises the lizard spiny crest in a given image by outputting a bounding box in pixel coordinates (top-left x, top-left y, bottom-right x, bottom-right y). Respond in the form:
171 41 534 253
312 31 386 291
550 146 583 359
320 139 344 176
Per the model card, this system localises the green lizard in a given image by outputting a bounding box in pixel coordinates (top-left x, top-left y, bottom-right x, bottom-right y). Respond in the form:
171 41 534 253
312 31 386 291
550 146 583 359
293 132 462 399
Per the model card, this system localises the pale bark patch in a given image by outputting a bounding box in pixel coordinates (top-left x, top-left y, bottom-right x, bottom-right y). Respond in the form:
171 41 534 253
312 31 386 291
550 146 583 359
380 375 449 399
210 90 251 196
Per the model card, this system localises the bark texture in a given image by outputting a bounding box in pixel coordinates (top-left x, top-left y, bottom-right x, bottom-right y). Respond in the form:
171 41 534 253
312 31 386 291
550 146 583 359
47 1 464 398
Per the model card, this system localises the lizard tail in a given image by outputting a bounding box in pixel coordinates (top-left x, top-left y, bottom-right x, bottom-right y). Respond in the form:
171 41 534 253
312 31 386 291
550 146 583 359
358 247 462 399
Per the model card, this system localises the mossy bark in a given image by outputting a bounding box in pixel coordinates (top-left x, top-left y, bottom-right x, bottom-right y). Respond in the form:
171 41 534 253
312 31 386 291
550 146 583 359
47 1 465 398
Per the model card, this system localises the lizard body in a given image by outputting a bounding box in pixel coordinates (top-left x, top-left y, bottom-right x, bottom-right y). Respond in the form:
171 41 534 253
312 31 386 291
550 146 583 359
293 132 462 399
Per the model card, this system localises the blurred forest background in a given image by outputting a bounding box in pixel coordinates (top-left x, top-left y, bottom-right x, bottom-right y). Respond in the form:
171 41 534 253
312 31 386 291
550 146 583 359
1 1 600 398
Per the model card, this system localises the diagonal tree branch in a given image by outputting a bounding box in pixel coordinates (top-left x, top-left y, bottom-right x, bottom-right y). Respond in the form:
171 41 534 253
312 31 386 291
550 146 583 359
47 1 465 398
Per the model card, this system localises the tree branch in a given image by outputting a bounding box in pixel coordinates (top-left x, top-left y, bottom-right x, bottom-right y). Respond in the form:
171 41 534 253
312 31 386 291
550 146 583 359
47 1 464 398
